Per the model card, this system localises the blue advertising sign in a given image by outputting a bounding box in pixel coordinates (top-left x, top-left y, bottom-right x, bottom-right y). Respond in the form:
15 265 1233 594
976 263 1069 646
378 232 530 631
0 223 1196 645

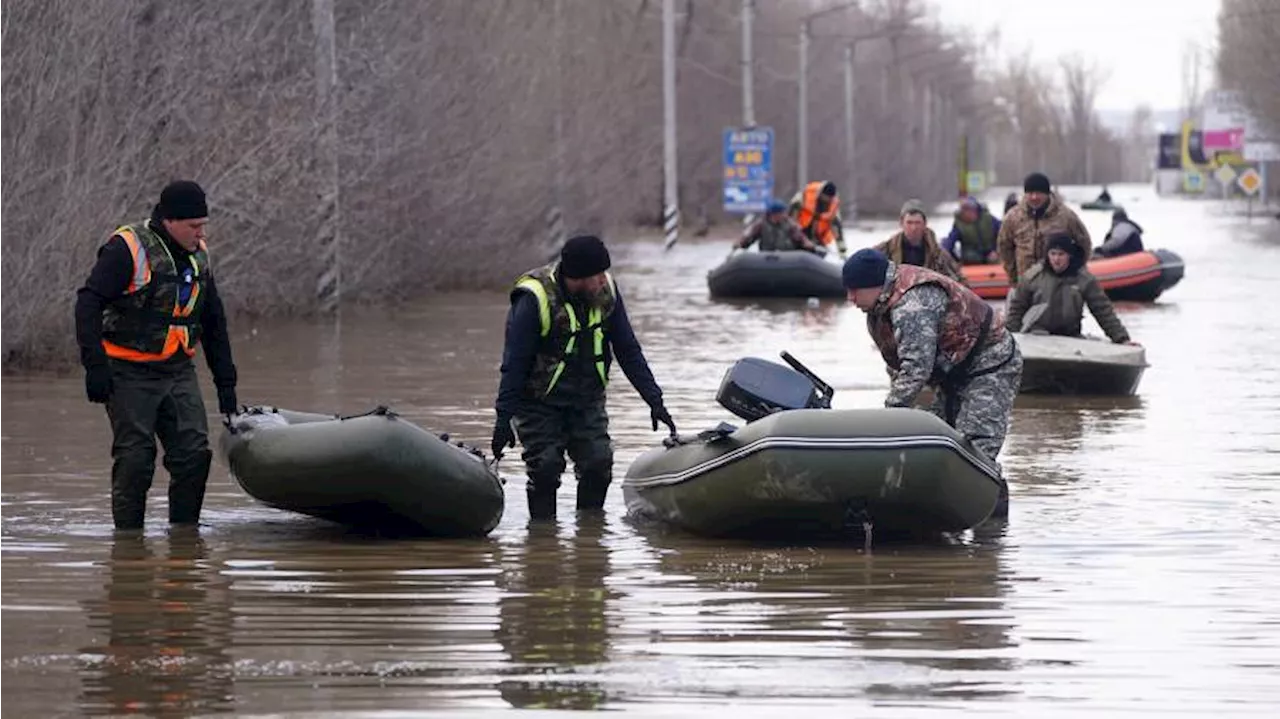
723 127 774 214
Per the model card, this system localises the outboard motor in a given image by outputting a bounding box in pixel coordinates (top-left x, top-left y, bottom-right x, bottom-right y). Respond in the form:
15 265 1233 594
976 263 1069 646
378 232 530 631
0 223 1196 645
715 351 834 422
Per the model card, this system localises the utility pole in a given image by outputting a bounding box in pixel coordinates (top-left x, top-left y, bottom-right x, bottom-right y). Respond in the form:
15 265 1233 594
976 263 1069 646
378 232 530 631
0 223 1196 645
798 21 810 192
312 0 342 315
662 0 680 250
842 43 857 222
798 2 859 193
742 0 754 127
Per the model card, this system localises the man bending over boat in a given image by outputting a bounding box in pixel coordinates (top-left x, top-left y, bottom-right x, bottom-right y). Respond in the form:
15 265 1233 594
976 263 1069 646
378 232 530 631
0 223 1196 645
872 199 965 283
843 248 1022 516
1006 234 1138 346
492 235 677 521
734 198 821 253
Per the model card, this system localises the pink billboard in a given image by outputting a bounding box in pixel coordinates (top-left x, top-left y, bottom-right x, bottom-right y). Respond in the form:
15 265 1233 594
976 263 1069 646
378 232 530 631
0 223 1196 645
1202 127 1245 151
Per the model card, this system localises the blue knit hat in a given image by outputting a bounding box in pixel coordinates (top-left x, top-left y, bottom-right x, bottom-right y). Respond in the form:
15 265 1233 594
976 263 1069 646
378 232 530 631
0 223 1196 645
842 248 890 290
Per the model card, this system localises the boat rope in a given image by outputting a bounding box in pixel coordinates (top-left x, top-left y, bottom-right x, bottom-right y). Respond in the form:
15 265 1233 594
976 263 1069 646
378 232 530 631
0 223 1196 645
339 405 398 420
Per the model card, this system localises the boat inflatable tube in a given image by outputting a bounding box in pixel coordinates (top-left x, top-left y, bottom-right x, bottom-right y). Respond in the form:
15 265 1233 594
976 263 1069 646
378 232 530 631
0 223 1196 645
963 249 1184 302
219 405 505 536
707 250 846 299
1014 333 1148 396
623 354 1002 537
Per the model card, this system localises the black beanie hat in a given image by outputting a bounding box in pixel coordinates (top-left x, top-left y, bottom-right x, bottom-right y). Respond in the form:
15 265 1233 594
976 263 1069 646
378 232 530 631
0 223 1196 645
157 181 209 220
560 235 612 279
1046 234 1077 254
842 248 890 290
1023 172 1051 194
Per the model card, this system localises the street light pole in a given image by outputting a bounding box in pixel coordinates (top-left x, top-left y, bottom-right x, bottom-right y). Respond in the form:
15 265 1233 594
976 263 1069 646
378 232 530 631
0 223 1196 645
797 1 860 193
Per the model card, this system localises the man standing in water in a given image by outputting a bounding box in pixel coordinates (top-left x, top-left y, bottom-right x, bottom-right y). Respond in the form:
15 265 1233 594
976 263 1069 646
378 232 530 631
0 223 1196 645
492 235 677 520
75 181 239 531
842 248 1022 516
997 172 1092 284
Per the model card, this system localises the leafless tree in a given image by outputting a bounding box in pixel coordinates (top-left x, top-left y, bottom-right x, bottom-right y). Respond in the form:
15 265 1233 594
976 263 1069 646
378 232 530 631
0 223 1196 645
2 0 998 369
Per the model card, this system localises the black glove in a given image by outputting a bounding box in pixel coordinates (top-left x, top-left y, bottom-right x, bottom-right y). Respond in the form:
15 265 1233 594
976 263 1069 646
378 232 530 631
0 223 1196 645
216 385 238 416
650 405 677 435
85 364 113 404
491 416 516 459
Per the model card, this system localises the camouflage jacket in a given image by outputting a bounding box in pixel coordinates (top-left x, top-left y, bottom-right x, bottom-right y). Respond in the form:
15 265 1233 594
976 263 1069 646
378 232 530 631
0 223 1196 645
873 229 965 284
996 193 1092 283
867 264 1005 408
739 216 813 252
1006 262 1130 343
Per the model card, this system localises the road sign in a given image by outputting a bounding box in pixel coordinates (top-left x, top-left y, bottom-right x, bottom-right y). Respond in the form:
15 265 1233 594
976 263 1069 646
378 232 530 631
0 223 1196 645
723 127 774 214
1245 141 1280 162
1182 170 1204 193
1237 167 1262 196
965 171 987 193
1214 164 1238 186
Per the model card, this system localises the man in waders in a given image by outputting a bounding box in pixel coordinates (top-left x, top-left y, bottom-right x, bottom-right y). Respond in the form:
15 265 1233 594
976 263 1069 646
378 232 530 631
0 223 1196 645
492 235 676 520
842 248 1022 516
75 181 238 531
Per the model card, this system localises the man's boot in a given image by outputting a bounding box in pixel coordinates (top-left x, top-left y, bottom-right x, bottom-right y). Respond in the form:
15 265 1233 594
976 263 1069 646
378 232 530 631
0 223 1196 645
575 478 610 513
526 484 558 521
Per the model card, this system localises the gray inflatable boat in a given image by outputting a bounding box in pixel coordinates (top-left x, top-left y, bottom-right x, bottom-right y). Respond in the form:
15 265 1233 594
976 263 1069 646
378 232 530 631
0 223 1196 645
219 406 504 536
623 354 1003 538
707 250 846 299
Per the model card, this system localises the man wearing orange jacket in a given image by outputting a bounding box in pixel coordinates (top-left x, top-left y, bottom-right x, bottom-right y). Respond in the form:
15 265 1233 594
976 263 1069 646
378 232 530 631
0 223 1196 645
74 181 238 531
790 181 848 258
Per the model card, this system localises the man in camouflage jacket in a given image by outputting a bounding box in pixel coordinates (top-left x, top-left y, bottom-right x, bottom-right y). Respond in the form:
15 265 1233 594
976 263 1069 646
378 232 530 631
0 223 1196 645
997 172 1092 284
843 249 1023 515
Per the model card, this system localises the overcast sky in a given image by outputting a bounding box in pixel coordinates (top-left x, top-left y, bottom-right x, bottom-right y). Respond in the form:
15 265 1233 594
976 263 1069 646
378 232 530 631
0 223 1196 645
933 0 1222 112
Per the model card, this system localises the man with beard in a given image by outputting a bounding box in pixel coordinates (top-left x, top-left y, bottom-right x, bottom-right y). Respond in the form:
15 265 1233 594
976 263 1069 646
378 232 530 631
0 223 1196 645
842 248 1022 516
492 235 676 520
997 172 1092 284
873 199 965 283
1006 234 1137 345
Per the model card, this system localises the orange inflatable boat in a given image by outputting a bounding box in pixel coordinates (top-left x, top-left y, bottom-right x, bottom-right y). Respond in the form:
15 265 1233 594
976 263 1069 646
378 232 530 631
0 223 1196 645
963 249 1185 302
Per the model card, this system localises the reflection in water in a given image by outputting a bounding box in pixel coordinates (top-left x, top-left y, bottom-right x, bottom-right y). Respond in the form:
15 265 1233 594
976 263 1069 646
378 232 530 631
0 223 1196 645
636 528 1020 700
495 517 615 709
1006 395 1147 494
77 530 234 717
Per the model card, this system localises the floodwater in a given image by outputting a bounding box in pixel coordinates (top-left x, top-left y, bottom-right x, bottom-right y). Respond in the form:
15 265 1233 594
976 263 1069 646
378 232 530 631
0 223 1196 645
4 184 1279 717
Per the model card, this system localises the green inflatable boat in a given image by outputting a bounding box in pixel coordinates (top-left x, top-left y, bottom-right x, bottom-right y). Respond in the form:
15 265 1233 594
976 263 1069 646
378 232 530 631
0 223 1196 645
623 354 1003 538
219 406 504 536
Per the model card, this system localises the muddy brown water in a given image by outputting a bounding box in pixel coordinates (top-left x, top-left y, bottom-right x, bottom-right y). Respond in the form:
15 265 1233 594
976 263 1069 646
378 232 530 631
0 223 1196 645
4 185 1280 716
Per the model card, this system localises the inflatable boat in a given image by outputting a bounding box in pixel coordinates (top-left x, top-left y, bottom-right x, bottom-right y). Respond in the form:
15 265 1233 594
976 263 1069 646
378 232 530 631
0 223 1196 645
219 406 504 536
623 354 1003 538
963 249 1184 302
707 250 845 299
1015 333 1148 396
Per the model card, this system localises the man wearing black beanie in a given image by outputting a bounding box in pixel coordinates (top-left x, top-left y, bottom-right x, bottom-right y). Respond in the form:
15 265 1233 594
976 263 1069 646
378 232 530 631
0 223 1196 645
492 235 676 520
74 180 239 531
996 171 1092 284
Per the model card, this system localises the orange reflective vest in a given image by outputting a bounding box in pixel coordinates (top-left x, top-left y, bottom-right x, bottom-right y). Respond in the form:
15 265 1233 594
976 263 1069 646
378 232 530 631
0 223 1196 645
101 222 210 363
796 181 840 246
